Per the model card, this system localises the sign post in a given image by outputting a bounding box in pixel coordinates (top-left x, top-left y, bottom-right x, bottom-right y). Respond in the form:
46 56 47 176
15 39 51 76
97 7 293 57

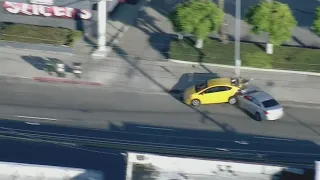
91 0 112 58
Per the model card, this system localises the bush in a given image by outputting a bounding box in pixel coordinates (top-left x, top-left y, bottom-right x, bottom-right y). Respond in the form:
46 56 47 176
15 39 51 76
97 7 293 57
66 30 83 47
169 37 320 72
0 23 82 47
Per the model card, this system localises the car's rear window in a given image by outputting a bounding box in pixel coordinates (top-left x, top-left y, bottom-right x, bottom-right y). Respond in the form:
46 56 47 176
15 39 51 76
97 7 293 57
262 99 279 108
195 82 208 92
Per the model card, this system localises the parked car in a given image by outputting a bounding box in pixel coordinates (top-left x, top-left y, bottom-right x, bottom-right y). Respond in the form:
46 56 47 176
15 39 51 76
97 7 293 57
237 90 284 121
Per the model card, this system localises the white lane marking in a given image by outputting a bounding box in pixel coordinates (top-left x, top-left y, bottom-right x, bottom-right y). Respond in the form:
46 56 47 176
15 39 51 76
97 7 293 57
15 115 57 121
257 153 267 158
254 136 295 142
216 148 229 152
25 122 40 125
234 140 249 145
137 126 175 131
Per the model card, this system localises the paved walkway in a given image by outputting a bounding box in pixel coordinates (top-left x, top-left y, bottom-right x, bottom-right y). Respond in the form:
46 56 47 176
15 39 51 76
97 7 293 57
108 0 320 61
0 0 146 58
1 46 320 104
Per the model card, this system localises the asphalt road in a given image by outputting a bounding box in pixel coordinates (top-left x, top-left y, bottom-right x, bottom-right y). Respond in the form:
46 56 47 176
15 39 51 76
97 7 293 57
0 81 320 166
0 80 319 140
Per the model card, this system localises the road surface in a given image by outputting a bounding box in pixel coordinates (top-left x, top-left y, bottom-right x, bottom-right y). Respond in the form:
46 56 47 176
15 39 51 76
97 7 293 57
0 81 319 166
0 80 319 140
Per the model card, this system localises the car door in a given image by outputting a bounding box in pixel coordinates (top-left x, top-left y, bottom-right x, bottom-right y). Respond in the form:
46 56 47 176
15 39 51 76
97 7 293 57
200 86 230 104
246 97 262 114
219 86 233 102
250 98 264 114
200 87 219 104
238 95 252 111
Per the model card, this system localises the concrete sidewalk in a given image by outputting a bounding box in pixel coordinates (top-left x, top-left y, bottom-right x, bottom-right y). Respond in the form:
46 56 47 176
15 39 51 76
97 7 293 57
0 0 147 57
1 46 320 104
107 0 320 62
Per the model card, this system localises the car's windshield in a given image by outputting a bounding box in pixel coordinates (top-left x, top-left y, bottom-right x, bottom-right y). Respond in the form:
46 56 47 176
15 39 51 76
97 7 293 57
195 82 208 92
262 99 279 108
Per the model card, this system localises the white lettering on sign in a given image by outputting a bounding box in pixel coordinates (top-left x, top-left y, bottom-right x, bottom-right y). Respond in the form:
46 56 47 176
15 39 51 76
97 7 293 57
3 1 19 13
31 5 40 15
2 1 92 20
53 6 64 17
79 9 92 20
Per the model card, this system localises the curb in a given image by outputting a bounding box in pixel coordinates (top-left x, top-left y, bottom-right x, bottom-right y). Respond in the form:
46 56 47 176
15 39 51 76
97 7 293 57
33 77 103 86
0 42 74 56
168 59 320 76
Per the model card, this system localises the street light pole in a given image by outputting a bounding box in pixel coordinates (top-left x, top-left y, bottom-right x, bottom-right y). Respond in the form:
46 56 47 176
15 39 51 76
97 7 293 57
234 0 241 77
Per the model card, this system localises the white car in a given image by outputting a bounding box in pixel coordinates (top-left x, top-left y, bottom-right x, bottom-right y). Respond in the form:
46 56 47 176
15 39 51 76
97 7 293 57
237 90 284 121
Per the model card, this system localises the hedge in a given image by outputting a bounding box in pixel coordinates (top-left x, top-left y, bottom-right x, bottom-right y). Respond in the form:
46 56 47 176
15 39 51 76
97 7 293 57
0 23 82 47
169 37 320 72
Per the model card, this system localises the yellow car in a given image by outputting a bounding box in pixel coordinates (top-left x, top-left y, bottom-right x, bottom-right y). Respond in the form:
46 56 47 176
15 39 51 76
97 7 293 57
183 77 242 106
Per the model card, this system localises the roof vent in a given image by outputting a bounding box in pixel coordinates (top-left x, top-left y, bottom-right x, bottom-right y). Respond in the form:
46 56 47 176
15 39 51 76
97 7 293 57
136 155 146 161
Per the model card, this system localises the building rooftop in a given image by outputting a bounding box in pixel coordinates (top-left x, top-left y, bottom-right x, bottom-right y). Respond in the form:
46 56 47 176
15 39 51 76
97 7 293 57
126 152 307 180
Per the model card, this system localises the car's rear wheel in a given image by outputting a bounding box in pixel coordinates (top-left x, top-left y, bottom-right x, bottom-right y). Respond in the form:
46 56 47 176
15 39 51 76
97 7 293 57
191 99 201 106
255 112 262 121
228 96 237 105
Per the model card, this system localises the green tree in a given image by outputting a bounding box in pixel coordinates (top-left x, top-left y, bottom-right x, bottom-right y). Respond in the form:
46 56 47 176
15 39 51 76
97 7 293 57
312 6 320 35
246 1 297 54
169 0 223 48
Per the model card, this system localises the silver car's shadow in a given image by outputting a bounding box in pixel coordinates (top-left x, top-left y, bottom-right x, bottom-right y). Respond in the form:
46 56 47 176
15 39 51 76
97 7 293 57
235 104 261 122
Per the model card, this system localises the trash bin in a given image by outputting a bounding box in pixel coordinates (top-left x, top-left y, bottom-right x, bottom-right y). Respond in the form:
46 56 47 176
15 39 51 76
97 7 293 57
72 62 82 78
56 63 66 78
46 62 55 75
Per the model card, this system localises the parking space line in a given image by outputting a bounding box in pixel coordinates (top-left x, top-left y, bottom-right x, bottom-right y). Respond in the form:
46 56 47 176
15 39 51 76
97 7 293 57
15 115 57 121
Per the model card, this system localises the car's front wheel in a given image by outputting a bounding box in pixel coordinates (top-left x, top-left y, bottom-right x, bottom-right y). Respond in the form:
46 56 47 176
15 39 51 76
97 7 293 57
228 96 237 105
191 99 201 106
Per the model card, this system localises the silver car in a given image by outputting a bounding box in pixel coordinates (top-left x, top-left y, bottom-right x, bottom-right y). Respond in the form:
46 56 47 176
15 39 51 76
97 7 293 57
237 90 284 121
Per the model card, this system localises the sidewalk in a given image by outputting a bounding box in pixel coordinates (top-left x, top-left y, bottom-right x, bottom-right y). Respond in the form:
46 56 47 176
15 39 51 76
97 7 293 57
1 46 320 104
0 0 147 58
107 0 320 63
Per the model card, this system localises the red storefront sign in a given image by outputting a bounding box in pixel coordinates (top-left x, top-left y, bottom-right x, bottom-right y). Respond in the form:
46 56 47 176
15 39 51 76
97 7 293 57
2 1 92 20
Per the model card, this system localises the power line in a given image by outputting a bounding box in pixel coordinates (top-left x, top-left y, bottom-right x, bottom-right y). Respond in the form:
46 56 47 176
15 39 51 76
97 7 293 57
0 127 317 169
0 126 319 156
0 126 120 155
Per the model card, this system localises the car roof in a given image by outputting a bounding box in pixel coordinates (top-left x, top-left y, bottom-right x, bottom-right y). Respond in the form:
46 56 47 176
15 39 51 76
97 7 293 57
247 91 274 102
208 78 231 86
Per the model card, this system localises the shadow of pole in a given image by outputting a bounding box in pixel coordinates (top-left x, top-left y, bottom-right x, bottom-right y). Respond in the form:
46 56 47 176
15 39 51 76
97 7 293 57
112 44 237 134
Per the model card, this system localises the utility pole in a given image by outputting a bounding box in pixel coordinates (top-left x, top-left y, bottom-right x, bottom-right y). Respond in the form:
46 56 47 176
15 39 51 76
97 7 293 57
234 0 241 77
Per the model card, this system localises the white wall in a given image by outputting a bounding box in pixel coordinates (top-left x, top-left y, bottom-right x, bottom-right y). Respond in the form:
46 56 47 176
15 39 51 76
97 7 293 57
316 161 320 180
0 161 103 180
